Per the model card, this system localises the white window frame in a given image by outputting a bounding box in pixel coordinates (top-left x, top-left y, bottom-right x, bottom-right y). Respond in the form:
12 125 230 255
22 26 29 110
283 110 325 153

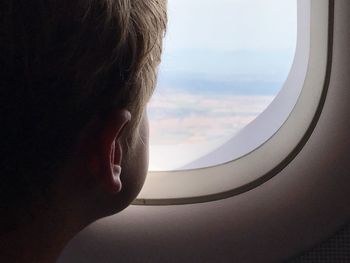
135 0 331 205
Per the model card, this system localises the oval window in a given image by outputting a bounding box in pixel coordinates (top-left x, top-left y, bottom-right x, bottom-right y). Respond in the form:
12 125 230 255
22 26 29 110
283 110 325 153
148 0 297 171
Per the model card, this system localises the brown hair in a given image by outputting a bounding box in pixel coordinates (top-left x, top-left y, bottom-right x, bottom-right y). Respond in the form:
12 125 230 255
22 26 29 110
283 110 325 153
0 0 167 227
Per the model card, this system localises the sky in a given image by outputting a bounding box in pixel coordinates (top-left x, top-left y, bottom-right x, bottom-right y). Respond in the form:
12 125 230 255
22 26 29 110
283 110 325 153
164 0 297 52
158 0 297 80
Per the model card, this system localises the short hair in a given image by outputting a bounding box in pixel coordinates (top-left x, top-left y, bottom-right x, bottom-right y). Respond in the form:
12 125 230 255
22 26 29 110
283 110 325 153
0 0 167 230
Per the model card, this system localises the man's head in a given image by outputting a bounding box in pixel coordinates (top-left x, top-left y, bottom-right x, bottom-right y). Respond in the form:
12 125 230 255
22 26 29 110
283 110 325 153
0 0 167 232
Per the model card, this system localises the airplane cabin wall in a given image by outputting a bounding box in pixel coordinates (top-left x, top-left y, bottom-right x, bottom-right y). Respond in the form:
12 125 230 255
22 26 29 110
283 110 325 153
59 1 350 262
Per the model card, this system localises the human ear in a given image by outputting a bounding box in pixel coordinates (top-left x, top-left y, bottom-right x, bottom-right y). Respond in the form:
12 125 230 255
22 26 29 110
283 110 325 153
84 109 131 194
103 109 131 194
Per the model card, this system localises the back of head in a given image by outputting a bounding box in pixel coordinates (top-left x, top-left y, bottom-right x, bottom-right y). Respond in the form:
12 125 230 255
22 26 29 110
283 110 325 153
0 0 167 232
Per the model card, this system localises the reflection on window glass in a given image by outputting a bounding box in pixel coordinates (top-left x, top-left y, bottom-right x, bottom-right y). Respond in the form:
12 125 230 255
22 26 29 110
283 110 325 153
148 0 297 146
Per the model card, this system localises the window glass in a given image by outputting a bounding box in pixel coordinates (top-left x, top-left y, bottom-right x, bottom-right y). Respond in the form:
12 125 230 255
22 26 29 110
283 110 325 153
148 0 297 169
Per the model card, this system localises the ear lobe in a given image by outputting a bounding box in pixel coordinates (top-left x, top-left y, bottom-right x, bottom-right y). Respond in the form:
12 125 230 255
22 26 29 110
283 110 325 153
110 164 122 193
107 139 123 194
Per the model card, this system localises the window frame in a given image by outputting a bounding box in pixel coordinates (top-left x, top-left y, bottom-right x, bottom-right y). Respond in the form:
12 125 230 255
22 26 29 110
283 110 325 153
135 0 332 205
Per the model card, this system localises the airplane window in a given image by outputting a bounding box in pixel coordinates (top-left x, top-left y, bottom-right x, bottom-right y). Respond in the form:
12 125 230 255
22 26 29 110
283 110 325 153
136 0 329 204
148 0 297 171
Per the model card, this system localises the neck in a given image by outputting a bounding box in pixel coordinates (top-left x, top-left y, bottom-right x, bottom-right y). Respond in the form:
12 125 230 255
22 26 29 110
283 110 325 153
0 208 85 263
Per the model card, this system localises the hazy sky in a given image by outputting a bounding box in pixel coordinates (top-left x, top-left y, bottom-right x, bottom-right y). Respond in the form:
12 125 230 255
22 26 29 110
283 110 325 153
164 0 297 52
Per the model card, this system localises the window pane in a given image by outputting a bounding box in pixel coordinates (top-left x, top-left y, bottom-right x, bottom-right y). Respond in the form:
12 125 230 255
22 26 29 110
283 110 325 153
149 0 297 147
